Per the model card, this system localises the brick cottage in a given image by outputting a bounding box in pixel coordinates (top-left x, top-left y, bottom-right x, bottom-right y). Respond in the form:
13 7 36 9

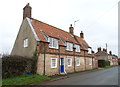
11 3 98 75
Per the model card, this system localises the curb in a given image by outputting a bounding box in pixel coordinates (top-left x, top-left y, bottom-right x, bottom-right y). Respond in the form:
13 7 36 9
50 76 69 81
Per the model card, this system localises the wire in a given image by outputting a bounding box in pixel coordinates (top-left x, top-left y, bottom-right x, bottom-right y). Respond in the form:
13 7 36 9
87 2 118 28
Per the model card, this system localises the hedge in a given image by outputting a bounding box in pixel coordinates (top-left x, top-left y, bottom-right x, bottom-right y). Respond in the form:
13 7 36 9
98 60 110 67
2 55 37 79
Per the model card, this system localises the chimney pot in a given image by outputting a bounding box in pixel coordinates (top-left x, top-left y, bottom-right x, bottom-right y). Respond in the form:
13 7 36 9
98 47 101 52
80 31 84 39
103 48 107 52
109 51 112 55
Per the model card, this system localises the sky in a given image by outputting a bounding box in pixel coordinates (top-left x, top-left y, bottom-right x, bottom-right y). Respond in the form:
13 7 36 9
0 0 119 56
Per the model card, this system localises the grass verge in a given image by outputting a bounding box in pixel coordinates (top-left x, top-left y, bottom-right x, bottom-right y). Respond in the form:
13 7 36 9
103 66 112 68
2 74 52 86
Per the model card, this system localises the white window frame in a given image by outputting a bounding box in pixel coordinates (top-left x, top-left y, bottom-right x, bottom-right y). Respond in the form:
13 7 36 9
74 44 80 52
24 38 28 48
48 37 58 49
66 42 73 51
76 58 80 66
67 58 72 67
51 58 57 68
88 48 91 54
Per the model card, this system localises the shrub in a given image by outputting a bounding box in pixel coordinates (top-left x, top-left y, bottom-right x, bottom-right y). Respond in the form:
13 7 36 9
118 59 120 65
98 60 110 67
2 55 37 79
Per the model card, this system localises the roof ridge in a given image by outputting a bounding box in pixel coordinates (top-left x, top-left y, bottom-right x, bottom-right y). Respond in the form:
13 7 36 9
30 17 72 35
30 17 90 48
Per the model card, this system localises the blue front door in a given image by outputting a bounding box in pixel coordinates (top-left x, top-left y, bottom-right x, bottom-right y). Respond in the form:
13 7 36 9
60 58 64 73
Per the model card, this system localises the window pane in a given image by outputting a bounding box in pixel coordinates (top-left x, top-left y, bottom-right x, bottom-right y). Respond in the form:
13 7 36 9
76 58 80 66
49 37 58 49
66 42 73 51
51 58 57 68
49 37 53 47
75 44 80 52
68 58 72 66
24 38 28 48
53 38 58 48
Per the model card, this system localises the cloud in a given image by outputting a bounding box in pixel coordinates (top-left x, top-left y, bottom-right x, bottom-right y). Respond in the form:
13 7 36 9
0 0 119 56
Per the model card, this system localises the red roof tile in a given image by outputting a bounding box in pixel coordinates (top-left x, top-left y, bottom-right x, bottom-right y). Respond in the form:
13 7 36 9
30 18 90 49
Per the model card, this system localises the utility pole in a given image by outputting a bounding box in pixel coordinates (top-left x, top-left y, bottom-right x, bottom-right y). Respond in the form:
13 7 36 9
106 43 107 51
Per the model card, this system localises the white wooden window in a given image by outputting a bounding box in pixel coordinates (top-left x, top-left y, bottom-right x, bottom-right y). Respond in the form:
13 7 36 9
51 58 57 68
68 58 72 66
24 38 28 48
48 37 58 49
66 42 73 51
43 32 49 41
76 58 80 66
89 58 92 65
74 44 80 52
88 48 91 54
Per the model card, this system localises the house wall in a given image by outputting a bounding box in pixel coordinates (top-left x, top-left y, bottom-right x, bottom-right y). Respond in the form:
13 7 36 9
112 59 118 66
65 56 75 73
75 57 85 71
92 58 98 69
36 42 97 76
85 57 92 70
11 19 37 57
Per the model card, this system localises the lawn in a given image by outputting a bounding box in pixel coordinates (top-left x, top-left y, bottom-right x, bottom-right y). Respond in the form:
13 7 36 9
103 66 112 68
2 74 52 86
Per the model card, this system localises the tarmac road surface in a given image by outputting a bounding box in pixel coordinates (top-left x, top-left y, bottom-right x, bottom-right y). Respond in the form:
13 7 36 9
41 66 119 85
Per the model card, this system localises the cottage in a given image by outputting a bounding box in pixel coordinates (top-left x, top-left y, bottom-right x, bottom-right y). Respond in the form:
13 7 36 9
95 47 118 66
11 3 98 75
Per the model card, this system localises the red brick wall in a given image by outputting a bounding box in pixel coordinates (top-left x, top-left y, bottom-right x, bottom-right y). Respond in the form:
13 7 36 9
36 42 97 75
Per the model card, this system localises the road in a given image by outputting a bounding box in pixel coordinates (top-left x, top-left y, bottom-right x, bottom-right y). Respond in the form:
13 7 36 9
41 66 119 85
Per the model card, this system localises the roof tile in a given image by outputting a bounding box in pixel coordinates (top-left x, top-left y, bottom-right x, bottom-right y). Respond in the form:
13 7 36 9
30 18 90 49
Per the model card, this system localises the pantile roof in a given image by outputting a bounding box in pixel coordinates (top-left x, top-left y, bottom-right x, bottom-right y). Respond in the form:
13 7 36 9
28 17 90 50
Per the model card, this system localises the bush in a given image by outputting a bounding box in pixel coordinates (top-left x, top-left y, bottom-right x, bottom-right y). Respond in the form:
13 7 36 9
118 59 120 65
98 60 110 67
2 55 37 79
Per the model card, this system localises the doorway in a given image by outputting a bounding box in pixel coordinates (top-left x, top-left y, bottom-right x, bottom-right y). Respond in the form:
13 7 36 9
60 58 65 73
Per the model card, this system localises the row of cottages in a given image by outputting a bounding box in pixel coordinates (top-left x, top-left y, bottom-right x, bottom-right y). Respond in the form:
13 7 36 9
11 3 98 76
95 47 118 66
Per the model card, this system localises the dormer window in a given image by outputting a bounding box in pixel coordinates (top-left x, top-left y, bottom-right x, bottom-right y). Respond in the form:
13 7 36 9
88 48 91 54
48 37 58 49
74 44 80 52
24 38 28 48
82 43 88 49
66 42 73 51
42 32 49 41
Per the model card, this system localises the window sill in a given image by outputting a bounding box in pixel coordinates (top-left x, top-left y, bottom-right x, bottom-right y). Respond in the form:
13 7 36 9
24 46 28 48
51 67 57 68
76 65 80 66
66 49 73 52
75 51 80 53
49 46 58 49
68 65 72 67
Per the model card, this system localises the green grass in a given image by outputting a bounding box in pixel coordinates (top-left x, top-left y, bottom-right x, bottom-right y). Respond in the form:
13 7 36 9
103 66 112 68
2 74 52 85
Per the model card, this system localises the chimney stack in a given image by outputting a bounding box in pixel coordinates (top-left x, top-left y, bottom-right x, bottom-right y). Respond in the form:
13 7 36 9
103 48 107 52
80 31 84 39
69 24 74 34
91 50 94 54
109 51 112 55
98 47 101 52
23 3 32 20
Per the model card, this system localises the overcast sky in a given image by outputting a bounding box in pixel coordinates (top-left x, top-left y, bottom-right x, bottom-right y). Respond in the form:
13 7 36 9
0 0 119 56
